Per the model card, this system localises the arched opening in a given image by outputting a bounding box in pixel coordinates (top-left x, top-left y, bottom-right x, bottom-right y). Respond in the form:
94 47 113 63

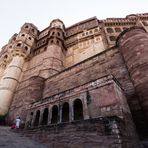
62 102 69 122
73 99 83 120
17 43 21 47
27 112 33 128
57 32 61 36
51 105 58 124
34 110 40 126
24 46 28 51
42 108 49 125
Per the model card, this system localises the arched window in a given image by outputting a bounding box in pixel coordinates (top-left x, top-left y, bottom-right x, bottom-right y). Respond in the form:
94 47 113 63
21 34 25 37
51 105 58 124
57 32 61 36
62 102 69 122
41 108 49 125
73 99 83 120
28 37 32 40
52 32 55 35
34 110 40 126
17 43 21 47
24 46 28 51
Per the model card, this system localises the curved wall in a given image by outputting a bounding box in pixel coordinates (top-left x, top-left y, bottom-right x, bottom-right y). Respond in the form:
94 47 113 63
117 27 148 118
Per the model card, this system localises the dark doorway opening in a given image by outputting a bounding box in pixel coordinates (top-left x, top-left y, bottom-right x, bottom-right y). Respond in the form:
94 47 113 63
62 102 69 122
51 105 58 124
74 99 83 120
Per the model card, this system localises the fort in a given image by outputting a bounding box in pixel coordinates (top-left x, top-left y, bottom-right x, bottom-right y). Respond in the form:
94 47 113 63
0 13 148 147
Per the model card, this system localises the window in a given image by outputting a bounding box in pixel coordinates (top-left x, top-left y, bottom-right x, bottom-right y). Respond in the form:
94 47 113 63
21 34 25 37
52 32 55 35
28 37 32 40
89 30 93 34
34 110 40 126
41 108 49 125
25 46 28 51
115 27 121 32
17 43 21 47
25 26 29 29
109 36 116 41
106 28 113 33
32 29 35 32
57 32 61 36
62 102 69 122
73 99 83 120
94 28 99 32
51 105 58 124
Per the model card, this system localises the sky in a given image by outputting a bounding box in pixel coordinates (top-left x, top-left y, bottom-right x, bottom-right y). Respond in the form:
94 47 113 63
0 0 148 48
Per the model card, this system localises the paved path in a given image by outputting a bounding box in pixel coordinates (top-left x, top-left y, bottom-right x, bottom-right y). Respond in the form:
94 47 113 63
0 126 47 148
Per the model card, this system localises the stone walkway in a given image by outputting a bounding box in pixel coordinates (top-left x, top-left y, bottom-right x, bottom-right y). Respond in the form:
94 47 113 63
0 126 47 148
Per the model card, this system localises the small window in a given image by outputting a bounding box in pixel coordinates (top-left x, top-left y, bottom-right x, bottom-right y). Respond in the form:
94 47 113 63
107 28 113 33
25 46 28 51
94 28 99 32
17 43 21 47
51 40 54 44
89 30 93 34
32 29 35 32
28 37 32 40
57 32 60 36
21 34 25 37
82 32 85 36
25 26 29 29
86 32 88 35
4 55 8 59
109 36 116 41
56 40 60 45
115 28 121 32
52 32 55 35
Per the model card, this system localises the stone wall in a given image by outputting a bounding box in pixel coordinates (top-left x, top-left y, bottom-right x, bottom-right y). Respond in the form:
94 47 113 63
43 47 134 98
23 117 139 148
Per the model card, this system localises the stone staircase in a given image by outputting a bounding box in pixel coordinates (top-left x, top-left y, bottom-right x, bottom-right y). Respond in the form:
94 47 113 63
0 126 47 148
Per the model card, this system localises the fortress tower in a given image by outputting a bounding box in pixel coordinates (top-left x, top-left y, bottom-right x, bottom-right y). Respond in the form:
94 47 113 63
117 26 148 119
0 23 38 115
0 13 148 147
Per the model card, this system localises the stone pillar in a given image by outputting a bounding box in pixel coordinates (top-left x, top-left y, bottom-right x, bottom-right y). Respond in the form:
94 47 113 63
59 104 62 123
117 26 148 118
39 110 43 126
82 94 90 120
69 99 74 122
0 55 25 115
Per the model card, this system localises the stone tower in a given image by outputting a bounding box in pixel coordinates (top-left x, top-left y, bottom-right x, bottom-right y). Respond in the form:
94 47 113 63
46 19 66 76
0 23 38 116
117 26 148 119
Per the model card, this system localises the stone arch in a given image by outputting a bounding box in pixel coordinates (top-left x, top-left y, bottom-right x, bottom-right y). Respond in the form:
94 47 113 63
62 102 69 122
26 112 33 128
73 99 83 120
41 108 49 125
34 110 40 126
51 105 58 124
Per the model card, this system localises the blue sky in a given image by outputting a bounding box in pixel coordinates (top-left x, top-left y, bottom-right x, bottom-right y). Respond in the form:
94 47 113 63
0 0 148 48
